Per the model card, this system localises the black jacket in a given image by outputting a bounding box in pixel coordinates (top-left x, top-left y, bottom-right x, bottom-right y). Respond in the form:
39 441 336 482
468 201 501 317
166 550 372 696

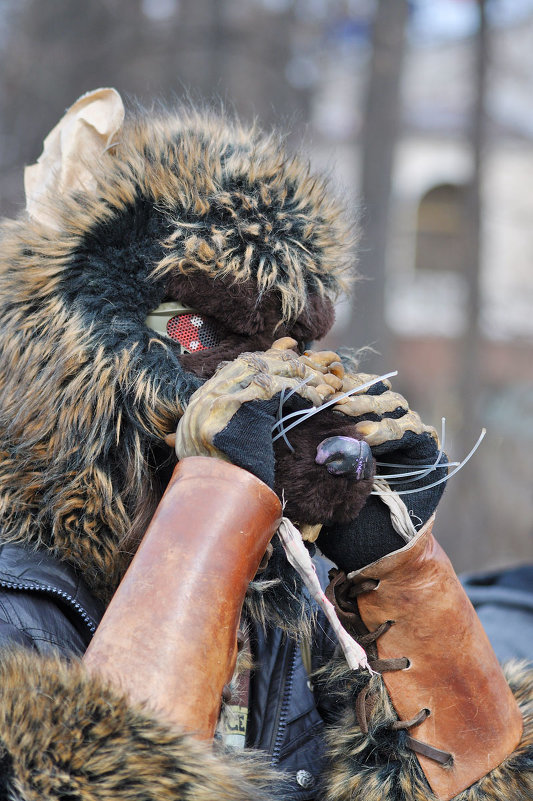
0 542 336 800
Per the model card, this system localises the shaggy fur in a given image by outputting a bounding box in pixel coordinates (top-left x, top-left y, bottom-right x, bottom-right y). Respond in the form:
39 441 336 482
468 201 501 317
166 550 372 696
0 103 357 604
319 659 533 801
1 98 527 801
0 648 277 801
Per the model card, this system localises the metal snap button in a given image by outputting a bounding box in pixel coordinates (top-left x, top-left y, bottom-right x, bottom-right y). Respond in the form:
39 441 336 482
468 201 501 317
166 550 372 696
296 769 315 789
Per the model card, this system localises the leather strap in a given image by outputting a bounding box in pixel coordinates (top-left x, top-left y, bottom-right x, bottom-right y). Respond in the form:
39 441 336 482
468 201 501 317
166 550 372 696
405 736 453 766
83 456 282 740
350 518 523 801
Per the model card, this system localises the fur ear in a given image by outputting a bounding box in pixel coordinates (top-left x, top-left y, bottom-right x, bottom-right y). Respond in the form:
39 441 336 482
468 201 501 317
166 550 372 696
24 87 125 228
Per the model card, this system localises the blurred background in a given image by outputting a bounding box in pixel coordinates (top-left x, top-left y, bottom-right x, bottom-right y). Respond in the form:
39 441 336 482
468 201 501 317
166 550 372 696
0 0 531 572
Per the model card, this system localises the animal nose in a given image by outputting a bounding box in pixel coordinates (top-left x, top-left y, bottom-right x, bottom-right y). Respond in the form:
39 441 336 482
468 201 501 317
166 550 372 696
315 436 374 480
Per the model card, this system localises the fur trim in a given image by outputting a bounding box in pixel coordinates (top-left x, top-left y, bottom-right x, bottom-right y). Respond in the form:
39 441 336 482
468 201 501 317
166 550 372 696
320 660 533 801
0 647 277 801
0 102 354 602
244 537 312 638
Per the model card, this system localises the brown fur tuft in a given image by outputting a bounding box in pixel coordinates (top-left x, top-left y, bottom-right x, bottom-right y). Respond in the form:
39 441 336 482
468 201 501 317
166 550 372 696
0 647 277 801
0 102 355 602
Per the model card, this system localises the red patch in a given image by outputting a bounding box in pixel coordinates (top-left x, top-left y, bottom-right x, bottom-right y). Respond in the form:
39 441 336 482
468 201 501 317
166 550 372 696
166 313 220 352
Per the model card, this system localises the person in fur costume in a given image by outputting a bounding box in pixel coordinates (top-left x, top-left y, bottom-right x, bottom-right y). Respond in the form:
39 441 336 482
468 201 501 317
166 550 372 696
0 88 530 801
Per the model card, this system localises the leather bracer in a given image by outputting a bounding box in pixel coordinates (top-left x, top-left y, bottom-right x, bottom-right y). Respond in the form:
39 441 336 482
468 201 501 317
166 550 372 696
327 517 523 801
84 456 282 740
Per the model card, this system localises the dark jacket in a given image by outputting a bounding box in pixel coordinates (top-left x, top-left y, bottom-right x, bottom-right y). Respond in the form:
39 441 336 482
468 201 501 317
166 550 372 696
0 542 336 800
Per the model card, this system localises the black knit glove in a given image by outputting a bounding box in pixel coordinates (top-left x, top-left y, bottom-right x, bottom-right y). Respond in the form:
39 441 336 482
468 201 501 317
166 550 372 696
213 395 290 488
316 380 448 572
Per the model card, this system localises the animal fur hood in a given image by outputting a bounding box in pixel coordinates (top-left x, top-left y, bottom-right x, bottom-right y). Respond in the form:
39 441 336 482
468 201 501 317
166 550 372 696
0 90 353 602
0 91 531 801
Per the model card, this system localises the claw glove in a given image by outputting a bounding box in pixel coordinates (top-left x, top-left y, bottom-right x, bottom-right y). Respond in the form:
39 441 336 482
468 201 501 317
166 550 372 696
176 340 336 488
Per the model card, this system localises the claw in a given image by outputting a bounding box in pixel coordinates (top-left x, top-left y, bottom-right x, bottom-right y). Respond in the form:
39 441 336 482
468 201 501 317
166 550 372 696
315 436 374 480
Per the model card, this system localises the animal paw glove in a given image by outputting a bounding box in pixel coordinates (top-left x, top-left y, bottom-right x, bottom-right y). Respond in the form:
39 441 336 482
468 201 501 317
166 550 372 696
175 339 334 488
317 374 448 571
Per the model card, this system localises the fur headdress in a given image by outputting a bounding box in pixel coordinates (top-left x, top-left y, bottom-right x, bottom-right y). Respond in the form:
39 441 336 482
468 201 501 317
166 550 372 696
0 89 355 601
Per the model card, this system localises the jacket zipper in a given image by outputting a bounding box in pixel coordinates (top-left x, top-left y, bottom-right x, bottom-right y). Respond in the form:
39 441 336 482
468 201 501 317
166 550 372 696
270 638 298 766
0 579 97 634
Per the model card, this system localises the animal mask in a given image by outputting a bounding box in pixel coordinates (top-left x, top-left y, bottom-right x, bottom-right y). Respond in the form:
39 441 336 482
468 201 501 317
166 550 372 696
0 89 368 616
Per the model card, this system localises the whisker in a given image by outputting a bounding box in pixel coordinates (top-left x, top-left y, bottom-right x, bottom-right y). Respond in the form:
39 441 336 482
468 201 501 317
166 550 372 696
280 373 317 408
384 418 447 487
278 386 287 426
279 429 294 452
274 374 317 451
371 428 486 497
277 386 294 452
383 462 460 481
272 370 398 444
376 461 460 469
273 375 318 432
271 407 313 432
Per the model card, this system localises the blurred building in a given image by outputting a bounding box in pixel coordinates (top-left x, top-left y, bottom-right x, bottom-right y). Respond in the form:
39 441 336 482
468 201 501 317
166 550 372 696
312 3 533 570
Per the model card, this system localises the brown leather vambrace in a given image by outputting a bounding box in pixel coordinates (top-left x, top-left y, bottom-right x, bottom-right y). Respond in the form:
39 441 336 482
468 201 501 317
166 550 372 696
327 517 523 801
83 456 282 740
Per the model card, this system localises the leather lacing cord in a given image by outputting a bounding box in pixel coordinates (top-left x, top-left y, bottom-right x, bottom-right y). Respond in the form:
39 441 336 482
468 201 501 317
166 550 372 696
337 574 453 767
